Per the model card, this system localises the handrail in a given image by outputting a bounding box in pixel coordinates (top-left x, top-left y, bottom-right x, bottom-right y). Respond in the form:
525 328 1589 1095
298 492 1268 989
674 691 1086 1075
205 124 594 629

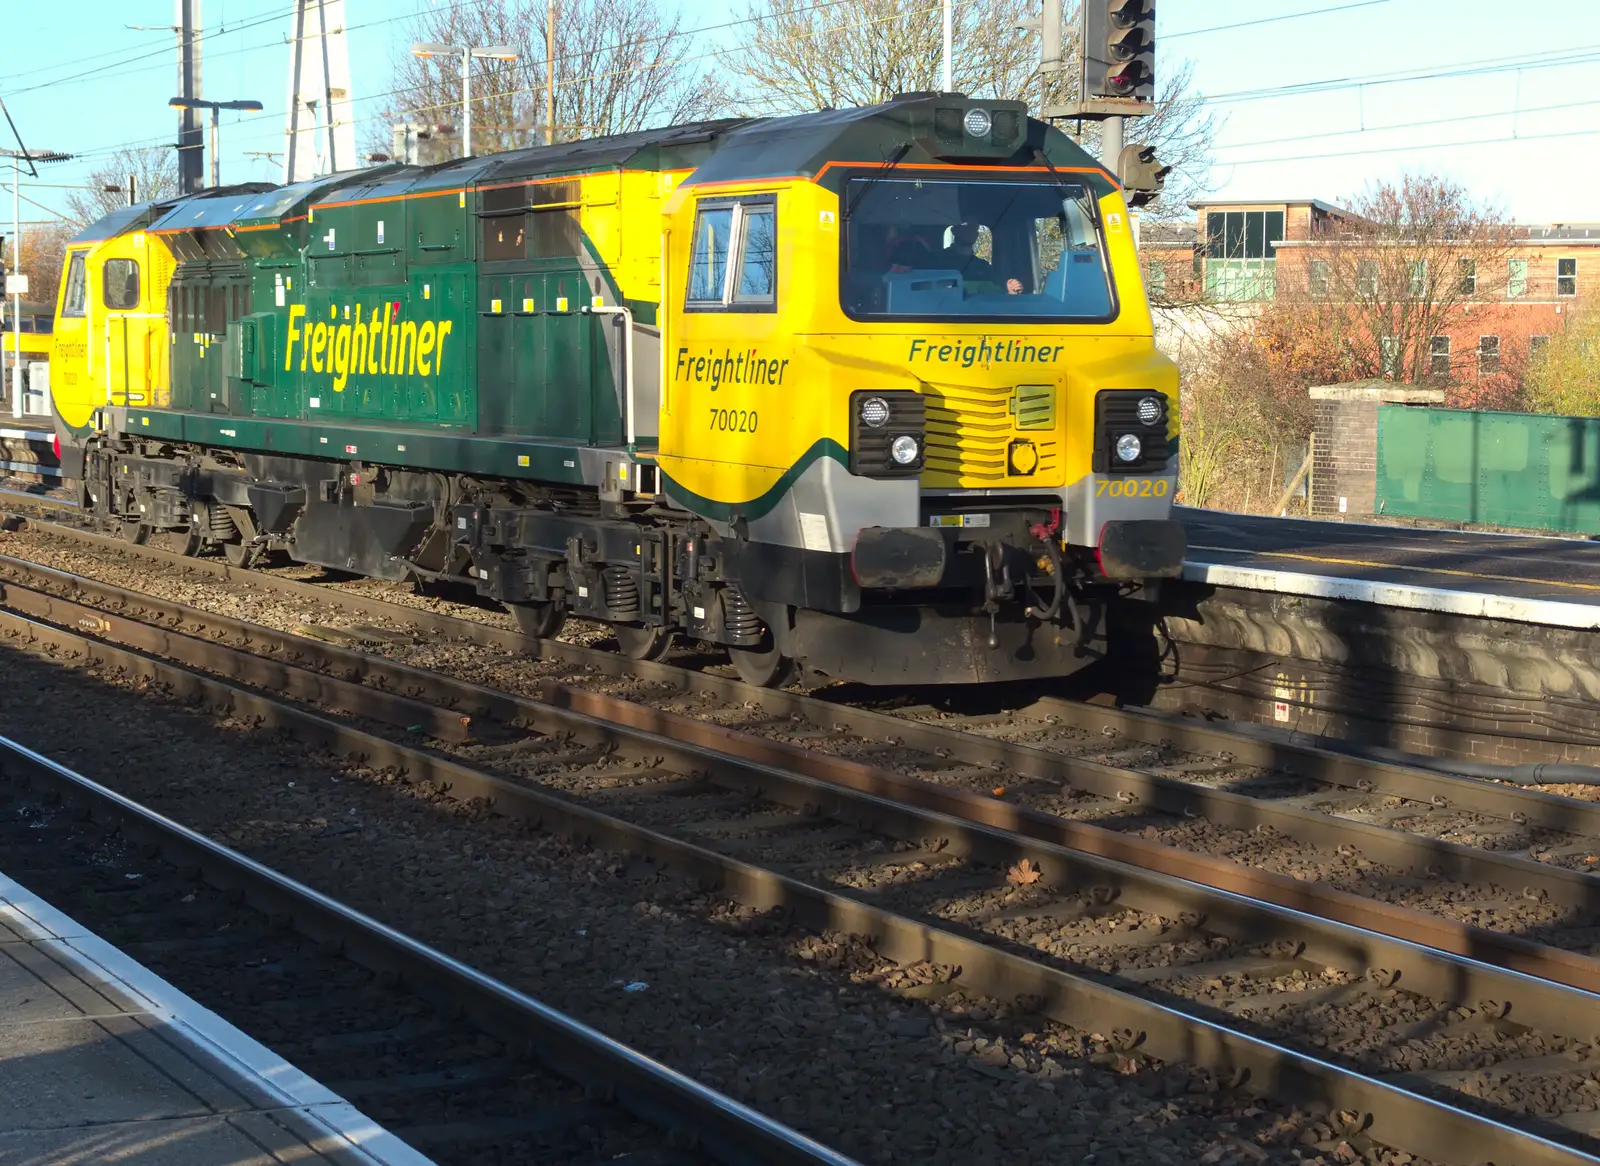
583 301 635 453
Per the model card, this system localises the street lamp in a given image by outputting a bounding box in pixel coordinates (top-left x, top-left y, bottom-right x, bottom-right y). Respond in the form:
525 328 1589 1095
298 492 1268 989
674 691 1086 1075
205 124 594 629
411 43 519 159
0 147 71 421
167 97 264 188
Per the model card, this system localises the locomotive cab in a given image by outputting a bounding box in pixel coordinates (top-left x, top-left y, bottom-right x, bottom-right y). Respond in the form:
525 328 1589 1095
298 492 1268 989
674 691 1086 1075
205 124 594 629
656 94 1184 683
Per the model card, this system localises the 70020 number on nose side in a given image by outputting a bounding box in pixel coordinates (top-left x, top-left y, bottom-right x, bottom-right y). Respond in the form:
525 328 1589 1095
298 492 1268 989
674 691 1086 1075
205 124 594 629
1097 478 1169 497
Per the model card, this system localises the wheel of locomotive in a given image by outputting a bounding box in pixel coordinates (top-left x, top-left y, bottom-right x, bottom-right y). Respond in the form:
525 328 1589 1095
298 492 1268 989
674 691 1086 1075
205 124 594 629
511 599 568 640
611 623 674 661
728 639 798 688
149 525 201 556
114 519 150 544
222 541 258 568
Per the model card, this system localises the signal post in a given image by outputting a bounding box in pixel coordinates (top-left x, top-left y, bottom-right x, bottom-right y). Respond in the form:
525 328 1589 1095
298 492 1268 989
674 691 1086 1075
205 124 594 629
1037 0 1168 208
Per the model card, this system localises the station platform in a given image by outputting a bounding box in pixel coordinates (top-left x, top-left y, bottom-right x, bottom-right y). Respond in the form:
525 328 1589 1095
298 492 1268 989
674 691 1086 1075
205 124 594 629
0 871 429 1165
1178 507 1600 629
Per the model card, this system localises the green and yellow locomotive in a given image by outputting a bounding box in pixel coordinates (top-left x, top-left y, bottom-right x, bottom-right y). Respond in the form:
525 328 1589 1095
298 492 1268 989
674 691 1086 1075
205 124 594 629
49 93 1184 686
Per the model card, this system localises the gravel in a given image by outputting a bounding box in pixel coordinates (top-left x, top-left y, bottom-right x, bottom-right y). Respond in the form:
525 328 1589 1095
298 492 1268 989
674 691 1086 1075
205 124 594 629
0 624 1411 1165
2 522 1593 953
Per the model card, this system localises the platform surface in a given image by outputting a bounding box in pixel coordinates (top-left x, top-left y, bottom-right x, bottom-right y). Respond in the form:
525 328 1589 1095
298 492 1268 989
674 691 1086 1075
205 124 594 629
1178 507 1600 627
0 873 432 1165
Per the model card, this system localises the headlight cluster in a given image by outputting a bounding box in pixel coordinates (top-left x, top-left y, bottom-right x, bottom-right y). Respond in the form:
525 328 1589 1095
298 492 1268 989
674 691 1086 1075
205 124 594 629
850 390 925 478
1093 389 1170 476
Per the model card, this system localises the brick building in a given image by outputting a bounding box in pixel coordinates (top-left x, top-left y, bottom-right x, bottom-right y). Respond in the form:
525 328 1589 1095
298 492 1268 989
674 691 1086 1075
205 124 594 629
1140 198 1600 388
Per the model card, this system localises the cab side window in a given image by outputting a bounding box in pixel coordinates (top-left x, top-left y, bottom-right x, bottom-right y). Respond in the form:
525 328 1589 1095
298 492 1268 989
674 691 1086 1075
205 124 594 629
103 258 140 310
687 207 733 304
61 253 88 318
686 197 776 312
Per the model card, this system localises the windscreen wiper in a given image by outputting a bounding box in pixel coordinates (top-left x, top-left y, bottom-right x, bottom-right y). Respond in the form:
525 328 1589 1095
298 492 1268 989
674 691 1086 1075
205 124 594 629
845 141 913 219
1032 147 1098 224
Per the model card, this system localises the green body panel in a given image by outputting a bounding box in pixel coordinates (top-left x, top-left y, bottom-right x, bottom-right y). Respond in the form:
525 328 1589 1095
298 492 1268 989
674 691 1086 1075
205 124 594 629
476 263 613 441
126 406 602 484
149 163 632 468
1377 406 1600 534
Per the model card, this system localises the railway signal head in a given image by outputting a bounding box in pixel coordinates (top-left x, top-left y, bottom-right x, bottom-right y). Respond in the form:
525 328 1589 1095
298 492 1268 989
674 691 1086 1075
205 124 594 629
1117 143 1170 206
1083 0 1156 102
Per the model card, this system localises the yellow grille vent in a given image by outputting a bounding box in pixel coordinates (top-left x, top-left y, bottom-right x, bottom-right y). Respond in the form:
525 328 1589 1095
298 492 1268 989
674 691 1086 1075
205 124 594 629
922 382 1060 486
1011 384 1055 430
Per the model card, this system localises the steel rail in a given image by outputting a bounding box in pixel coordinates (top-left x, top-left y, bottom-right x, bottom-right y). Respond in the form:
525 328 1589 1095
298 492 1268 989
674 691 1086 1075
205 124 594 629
9 513 1599 842
0 734 861 1166
9 555 1600 998
1029 692 1600 835
3 550 1600 993
0 602 1597 1163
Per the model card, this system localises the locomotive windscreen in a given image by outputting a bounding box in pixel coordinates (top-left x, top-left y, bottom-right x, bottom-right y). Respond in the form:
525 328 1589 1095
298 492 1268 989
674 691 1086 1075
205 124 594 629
841 177 1115 321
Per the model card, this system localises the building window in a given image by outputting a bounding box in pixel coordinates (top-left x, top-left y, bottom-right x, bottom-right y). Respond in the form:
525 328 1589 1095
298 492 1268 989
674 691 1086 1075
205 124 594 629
1507 258 1527 298
1204 209 1285 261
1530 335 1550 361
1429 335 1451 377
1146 261 1167 299
1459 258 1476 295
1479 335 1500 376
1408 260 1427 298
1203 209 1284 302
1558 257 1577 297
1308 259 1330 297
1357 259 1379 298
1380 336 1400 377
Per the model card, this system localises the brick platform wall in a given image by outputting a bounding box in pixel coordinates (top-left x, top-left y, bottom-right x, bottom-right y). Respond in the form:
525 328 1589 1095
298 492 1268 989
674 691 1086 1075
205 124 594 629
1307 381 1445 519
1139 640 1600 768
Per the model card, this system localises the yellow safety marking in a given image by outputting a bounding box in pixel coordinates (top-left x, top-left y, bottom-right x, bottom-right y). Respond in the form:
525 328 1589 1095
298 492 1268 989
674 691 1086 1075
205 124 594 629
1188 545 1600 596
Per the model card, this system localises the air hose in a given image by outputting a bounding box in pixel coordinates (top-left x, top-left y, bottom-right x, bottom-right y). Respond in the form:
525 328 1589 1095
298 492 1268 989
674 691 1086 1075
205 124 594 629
1336 742 1600 787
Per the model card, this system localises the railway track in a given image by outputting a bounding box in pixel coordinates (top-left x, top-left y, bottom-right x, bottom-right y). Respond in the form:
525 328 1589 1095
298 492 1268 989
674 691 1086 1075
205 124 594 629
1 533 1599 1161
5 511 1600 940
0 735 856 1166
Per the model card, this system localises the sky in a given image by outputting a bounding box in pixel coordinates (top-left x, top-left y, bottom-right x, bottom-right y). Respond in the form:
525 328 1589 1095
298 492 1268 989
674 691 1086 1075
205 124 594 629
3 0 1599 233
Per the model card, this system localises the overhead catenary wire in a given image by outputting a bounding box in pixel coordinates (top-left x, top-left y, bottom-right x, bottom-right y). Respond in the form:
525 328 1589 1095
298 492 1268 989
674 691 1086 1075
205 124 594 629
1166 0 1394 40
67 12 1600 168
1213 95 1600 153
23 0 1600 210
1217 123 1600 168
52 0 937 168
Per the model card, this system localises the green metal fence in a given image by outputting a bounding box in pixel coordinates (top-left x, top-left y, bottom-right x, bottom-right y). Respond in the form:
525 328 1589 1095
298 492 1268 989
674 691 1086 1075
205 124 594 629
1376 405 1600 533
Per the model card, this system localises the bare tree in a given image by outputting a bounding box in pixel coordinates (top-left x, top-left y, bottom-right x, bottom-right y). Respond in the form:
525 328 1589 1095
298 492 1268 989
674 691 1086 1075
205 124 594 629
723 0 1039 111
724 0 1215 220
383 0 724 160
64 147 179 224
1284 174 1516 387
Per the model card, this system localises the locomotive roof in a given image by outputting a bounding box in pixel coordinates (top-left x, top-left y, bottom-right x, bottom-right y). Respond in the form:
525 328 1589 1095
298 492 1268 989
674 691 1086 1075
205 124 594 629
147 183 280 234
70 183 276 245
70 201 170 244
233 167 398 227
680 94 1117 196
73 97 1115 248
